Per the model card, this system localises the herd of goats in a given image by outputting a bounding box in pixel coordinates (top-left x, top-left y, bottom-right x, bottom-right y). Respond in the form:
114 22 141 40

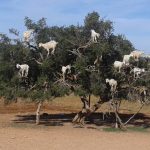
16 29 100 79
16 29 149 95
13 28 150 127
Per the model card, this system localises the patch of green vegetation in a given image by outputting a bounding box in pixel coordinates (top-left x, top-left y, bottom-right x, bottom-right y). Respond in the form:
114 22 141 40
127 126 149 133
103 127 122 132
103 126 150 133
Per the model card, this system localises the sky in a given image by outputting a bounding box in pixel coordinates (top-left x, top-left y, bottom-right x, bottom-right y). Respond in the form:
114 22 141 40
0 0 150 54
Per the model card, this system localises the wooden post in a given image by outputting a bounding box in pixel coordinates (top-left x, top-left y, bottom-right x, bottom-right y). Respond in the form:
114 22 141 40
36 102 42 125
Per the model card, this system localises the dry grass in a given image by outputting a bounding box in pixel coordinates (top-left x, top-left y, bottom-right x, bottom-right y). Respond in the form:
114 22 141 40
0 96 150 150
0 95 150 115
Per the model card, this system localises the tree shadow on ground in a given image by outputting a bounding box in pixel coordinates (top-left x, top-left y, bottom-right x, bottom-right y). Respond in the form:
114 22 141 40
13 112 150 128
13 113 75 126
89 113 150 128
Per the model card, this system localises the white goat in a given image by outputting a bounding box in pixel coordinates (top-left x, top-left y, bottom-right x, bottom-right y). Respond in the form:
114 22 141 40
91 29 100 42
23 29 34 42
16 64 29 77
39 40 58 56
131 67 145 78
106 78 117 92
123 54 133 65
113 61 125 73
130 51 144 61
61 65 71 81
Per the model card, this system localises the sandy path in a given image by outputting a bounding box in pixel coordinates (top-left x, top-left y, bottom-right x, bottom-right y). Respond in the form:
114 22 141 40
0 125 150 150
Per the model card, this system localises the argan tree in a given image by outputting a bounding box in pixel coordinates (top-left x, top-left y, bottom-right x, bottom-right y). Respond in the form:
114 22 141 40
0 11 149 127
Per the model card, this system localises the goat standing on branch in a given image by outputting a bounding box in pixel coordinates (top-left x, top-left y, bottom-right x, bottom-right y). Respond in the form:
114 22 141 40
123 54 133 65
39 40 58 57
106 78 117 93
61 65 71 81
68 29 100 58
91 29 100 42
131 67 145 78
16 64 29 77
23 29 34 42
130 50 144 61
114 61 125 73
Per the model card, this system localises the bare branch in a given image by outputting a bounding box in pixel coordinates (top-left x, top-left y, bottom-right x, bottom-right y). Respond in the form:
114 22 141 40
39 52 44 60
124 104 144 125
32 58 43 65
26 42 38 51
65 39 77 46
68 39 98 57
67 49 82 57
28 84 37 91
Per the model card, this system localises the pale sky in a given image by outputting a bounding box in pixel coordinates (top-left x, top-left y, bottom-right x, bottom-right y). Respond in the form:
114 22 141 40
0 0 150 54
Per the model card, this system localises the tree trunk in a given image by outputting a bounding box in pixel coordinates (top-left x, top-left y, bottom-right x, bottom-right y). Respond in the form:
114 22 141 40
72 96 104 125
89 94 91 107
36 102 42 125
110 93 124 129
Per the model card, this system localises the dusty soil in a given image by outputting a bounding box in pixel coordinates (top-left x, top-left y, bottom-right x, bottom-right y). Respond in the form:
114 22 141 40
0 123 150 150
0 97 150 150
0 113 150 150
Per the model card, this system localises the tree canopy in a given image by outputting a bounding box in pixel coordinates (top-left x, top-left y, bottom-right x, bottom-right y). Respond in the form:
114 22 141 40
0 11 149 126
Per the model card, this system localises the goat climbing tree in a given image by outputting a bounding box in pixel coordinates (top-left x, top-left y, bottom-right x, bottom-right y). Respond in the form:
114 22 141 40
0 11 149 127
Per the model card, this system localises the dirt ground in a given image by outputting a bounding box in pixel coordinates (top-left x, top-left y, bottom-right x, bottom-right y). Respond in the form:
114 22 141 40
0 97 150 150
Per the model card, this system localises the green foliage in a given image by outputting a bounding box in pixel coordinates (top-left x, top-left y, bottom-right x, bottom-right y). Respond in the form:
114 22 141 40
0 11 149 105
84 11 100 30
51 84 70 97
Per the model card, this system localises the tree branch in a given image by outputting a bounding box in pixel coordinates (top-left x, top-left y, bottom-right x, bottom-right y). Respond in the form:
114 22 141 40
32 58 43 65
124 104 144 126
